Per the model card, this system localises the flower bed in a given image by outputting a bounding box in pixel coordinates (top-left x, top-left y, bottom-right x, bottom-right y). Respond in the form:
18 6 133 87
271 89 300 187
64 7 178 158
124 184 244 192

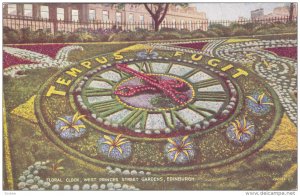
3 44 68 68
174 42 208 50
264 47 297 60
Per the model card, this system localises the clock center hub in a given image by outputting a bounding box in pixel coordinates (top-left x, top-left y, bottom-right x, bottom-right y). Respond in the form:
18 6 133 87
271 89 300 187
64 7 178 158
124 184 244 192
115 74 195 111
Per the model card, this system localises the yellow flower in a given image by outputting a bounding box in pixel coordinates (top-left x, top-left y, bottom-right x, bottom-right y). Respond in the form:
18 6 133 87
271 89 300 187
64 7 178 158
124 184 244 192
145 47 154 54
102 134 130 156
57 112 86 132
167 136 193 162
246 92 273 105
231 117 254 140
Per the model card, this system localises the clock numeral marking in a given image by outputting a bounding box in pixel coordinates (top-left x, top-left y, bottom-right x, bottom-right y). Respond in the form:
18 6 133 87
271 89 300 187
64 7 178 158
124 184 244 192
165 63 173 74
162 111 175 129
140 111 148 129
120 110 148 129
182 69 199 79
93 76 117 86
170 110 189 126
194 78 220 89
114 68 131 78
85 87 112 96
188 105 216 118
141 62 153 73
91 100 125 118
133 63 143 71
196 91 227 102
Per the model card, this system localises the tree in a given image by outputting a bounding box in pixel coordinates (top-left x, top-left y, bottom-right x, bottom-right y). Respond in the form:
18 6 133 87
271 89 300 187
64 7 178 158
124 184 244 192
112 3 188 32
144 3 188 31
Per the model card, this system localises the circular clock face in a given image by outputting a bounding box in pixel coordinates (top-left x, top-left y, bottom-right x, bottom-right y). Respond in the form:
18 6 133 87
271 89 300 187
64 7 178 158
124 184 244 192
74 59 238 138
36 49 281 172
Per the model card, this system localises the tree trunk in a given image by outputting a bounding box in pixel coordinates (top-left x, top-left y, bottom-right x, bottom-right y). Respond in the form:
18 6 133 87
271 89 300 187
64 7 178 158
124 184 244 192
144 3 169 32
154 20 160 31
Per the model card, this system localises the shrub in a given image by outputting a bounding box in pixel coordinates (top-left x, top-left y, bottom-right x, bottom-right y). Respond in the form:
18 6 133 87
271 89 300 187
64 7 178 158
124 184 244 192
32 29 53 43
206 30 221 37
208 24 231 37
2 21 297 44
53 31 68 43
231 27 250 36
66 33 81 42
180 33 192 39
160 32 181 40
132 31 148 40
78 32 94 42
108 32 132 41
3 27 21 44
94 34 110 42
191 32 207 38
159 27 178 33
20 28 34 43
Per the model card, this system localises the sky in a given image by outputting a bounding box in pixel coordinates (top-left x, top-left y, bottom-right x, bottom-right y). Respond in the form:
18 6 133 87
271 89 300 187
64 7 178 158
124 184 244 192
194 3 289 20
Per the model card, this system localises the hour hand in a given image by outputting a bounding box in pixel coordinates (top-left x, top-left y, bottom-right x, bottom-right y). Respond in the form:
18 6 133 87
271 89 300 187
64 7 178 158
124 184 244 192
114 85 158 96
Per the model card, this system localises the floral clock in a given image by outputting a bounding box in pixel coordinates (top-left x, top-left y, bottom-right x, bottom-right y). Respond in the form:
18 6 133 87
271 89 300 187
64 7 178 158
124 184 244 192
35 49 281 171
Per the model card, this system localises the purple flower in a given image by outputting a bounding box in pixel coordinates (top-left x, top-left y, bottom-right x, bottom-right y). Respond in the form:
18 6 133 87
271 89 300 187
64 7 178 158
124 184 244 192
136 48 158 59
165 136 195 164
98 134 132 160
226 117 255 144
55 112 86 139
246 92 273 115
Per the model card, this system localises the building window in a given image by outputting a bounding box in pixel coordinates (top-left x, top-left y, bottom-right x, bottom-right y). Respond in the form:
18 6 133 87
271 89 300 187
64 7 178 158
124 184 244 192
102 10 109 21
172 19 176 28
140 15 144 24
7 4 17 15
89 9 96 20
57 8 64 20
181 20 185 29
24 4 33 17
116 12 121 23
40 6 49 19
128 13 134 23
72 9 79 22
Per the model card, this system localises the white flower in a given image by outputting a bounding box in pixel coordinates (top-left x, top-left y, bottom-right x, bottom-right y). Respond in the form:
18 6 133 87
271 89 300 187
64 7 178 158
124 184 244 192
3 45 83 78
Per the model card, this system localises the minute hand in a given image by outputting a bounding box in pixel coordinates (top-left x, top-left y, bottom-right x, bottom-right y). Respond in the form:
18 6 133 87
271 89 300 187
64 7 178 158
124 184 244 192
116 64 189 105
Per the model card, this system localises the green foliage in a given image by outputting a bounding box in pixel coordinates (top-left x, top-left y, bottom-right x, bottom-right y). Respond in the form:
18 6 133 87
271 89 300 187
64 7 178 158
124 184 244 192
150 95 175 108
3 21 297 44
78 32 94 42
3 27 21 43
108 32 132 41
231 27 250 36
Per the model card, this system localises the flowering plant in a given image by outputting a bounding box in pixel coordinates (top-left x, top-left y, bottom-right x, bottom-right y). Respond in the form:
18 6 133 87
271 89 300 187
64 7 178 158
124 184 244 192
226 117 255 144
98 134 132 160
246 92 273 115
55 112 86 139
165 136 195 164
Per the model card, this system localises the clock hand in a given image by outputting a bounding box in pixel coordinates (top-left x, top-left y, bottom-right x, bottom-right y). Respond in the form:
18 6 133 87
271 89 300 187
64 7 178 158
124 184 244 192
115 63 189 105
116 63 159 83
117 64 186 89
114 85 158 96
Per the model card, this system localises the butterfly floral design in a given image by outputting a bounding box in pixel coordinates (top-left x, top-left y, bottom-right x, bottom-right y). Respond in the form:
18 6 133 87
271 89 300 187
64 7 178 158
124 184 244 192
3 45 83 78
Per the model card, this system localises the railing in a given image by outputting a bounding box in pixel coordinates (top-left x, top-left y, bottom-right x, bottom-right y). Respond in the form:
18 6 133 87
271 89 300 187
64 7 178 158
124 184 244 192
208 16 296 27
3 15 297 34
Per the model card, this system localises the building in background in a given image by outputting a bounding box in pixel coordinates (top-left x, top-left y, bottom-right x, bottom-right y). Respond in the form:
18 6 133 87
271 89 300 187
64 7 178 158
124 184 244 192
250 5 297 20
3 3 208 32
251 8 264 19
